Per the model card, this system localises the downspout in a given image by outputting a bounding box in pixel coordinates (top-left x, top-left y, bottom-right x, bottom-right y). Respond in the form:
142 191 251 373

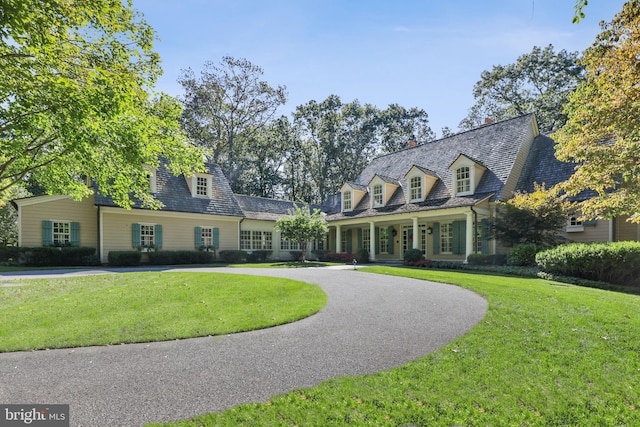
238 218 244 250
470 205 478 254
97 205 101 263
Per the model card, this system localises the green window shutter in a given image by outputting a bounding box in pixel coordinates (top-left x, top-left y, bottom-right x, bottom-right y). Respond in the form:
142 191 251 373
452 220 467 255
42 220 53 246
195 226 202 248
375 227 380 254
132 223 141 248
387 226 394 255
346 230 353 253
70 222 80 247
213 227 220 248
481 219 490 254
155 224 163 249
357 228 363 250
432 223 440 255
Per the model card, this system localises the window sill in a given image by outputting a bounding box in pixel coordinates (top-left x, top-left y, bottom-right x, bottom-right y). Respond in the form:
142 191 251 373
566 226 584 233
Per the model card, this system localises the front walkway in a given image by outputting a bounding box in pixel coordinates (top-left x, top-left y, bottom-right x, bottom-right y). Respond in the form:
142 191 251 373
0 267 487 426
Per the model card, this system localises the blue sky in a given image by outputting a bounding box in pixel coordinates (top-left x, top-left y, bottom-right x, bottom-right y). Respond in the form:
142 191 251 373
131 0 627 137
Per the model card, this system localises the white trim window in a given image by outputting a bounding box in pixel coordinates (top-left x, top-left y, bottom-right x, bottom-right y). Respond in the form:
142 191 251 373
241 230 273 250
456 167 471 195
440 223 453 254
372 184 383 207
410 176 422 202
343 191 352 211
140 224 155 248
280 239 301 250
379 228 389 254
362 228 370 251
196 176 208 196
201 226 214 247
53 221 71 245
566 216 584 233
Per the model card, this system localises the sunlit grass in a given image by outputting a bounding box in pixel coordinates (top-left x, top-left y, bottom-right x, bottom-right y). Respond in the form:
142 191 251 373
0 272 326 352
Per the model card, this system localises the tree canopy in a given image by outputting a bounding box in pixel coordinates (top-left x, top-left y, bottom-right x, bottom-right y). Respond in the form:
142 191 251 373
275 203 328 261
554 0 640 223
459 45 584 134
0 0 203 208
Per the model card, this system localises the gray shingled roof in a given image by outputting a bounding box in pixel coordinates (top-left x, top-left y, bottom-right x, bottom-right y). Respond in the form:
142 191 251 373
94 161 245 217
234 195 321 221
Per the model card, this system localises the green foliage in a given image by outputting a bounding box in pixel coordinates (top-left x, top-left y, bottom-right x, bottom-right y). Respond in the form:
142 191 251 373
147 250 213 265
0 246 20 263
460 45 584 133
275 203 328 261
554 1 640 223
507 243 546 266
108 251 142 267
403 248 424 263
536 241 640 287
20 247 97 267
219 250 246 264
0 0 203 206
245 250 272 263
573 0 589 23
356 249 370 263
493 184 569 246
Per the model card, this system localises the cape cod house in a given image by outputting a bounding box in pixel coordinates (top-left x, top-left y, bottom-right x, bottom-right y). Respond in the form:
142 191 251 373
12 113 640 263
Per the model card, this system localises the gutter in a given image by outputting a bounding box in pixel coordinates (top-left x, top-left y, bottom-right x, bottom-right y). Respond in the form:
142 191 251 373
470 205 478 254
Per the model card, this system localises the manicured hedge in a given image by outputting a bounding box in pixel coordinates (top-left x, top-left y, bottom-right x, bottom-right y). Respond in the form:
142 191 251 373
403 248 424 263
219 250 246 263
536 241 640 287
108 251 142 267
507 243 547 266
0 246 20 263
147 250 214 265
245 250 272 262
20 247 98 267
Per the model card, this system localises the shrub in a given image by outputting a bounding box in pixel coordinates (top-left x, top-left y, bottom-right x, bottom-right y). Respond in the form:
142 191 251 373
147 250 215 265
536 241 640 287
21 247 97 267
467 253 489 265
245 250 272 263
289 251 303 261
312 249 328 261
0 246 20 263
507 243 546 266
322 252 356 263
403 248 424 263
219 250 246 263
405 259 432 268
108 251 142 267
356 249 370 263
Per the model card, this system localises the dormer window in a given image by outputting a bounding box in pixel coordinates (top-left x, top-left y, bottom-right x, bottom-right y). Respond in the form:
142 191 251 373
191 174 212 198
372 184 383 207
144 166 157 193
410 176 422 202
342 190 352 211
456 167 471 194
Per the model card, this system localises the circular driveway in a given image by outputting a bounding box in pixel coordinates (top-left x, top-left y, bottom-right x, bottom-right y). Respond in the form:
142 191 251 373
0 267 487 426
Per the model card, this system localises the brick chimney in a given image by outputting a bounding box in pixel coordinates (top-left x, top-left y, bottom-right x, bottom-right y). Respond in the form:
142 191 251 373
484 118 494 125
407 140 417 148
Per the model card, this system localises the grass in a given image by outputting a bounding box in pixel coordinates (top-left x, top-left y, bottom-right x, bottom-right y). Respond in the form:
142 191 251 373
149 266 640 426
0 272 326 353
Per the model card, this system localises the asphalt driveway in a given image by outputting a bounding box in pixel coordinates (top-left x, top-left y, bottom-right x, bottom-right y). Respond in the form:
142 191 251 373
0 267 487 426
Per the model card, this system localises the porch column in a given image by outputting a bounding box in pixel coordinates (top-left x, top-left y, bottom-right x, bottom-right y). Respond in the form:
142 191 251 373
465 211 474 262
412 217 419 249
369 221 376 262
336 225 342 253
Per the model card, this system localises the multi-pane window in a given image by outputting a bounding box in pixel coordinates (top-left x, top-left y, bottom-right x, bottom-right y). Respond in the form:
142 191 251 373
196 176 208 196
241 230 272 250
201 227 213 247
440 223 453 253
569 216 583 227
456 167 471 194
379 228 389 253
343 191 352 211
341 230 348 252
140 224 155 248
53 222 70 245
373 185 383 207
280 239 300 250
410 176 422 201
362 228 370 251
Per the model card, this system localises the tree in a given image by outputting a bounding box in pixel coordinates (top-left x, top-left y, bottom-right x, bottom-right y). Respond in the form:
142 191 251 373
0 186 30 246
275 203 328 262
459 45 584 133
573 0 590 23
493 184 570 246
178 57 287 191
1 0 202 208
376 104 435 153
554 0 640 223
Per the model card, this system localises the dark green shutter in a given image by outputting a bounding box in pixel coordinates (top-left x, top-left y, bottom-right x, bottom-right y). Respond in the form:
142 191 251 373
70 222 80 247
213 227 220 248
346 230 353 253
481 219 490 254
375 227 380 254
432 223 440 255
583 219 597 226
42 220 53 246
357 229 363 250
132 223 141 248
387 226 394 255
452 220 466 255
195 226 202 248
154 224 163 249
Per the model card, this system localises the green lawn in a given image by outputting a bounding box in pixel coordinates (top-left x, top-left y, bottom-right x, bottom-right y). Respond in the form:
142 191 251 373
150 266 640 426
0 272 326 352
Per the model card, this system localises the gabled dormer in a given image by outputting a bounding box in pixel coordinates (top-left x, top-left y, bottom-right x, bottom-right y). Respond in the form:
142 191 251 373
403 165 439 203
143 165 157 193
340 182 367 212
186 172 213 198
368 175 400 208
449 154 487 196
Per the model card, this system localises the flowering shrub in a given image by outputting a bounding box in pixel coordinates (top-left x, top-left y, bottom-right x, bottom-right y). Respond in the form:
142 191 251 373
404 259 432 268
322 252 356 263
